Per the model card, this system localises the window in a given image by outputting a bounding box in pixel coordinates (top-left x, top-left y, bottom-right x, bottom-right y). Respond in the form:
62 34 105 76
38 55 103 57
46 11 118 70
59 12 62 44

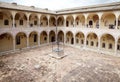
20 20 23 25
76 39 79 43
44 37 47 41
4 20 9 25
96 42 98 47
34 21 37 25
34 34 37 42
86 41 88 45
89 20 93 25
91 41 94 46
117 45 120 50
16 36 20 45
102 43 105 48
109 43 112 49
81 40 84 44
118 20 120 26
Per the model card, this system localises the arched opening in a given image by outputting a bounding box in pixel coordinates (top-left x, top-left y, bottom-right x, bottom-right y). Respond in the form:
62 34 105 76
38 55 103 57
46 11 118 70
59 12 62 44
57 16 64 27
15 12 27 28
75 32 85 47
0 33 13 52
40 15 48 27
118 15 120 29
40 31 47 44
29 14 38 27
49 16 56 27
87 13 99 28
0 11 12 28
66 31 73 44
29 31 38 47
58 31 64 42
100 34 115 52
101 12 116 29
66 15 74 27
117 37 120 53
75 15 85 27
49 31 56 42
86 33 98 49
16 32 27 49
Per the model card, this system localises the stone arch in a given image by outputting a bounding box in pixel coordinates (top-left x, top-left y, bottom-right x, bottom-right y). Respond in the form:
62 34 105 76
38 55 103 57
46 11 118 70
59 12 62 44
0 33 13 52
49 30 56 42
100 33 115 52
29 31 38 47
66 15 74 27
75 32 85 46
15 12 27 28
29 13 38 27
57 16 64 27
75 14 85 27
87 13 99 28
49 16 56 27
58 30 64 42
86 32 98 48
40 31 47 44
101 12 116 29
40 15 48 27
66 31 74 44
16 32 27 49
0 10 13 28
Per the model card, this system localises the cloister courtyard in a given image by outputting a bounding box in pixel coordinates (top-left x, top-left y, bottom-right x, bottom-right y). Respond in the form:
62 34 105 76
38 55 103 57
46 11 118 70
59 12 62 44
0 45 120 82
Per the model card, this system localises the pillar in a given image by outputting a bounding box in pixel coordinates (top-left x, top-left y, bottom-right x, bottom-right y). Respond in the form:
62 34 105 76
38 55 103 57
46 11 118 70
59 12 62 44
64 33 66 44
47 15 50 27
13 37 16 51
63 15 67 27
73 15 77 27
98 37 101 51
47 32 49 44
12 12 16 28
116 18 118 29
13 16 15 28
38 15 41 27
27 35 29 48
38 35 40 46
115 39 117 55
27 18 29 27
74 34 76 45
84 35 87 49
99 19 101 29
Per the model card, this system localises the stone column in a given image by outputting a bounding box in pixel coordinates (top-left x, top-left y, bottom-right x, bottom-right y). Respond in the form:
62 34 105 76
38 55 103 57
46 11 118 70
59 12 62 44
47 15 50 27
38 15 41 27
27 35 29 48
13 16 15 28
74 34 76 45
98 37 101 52
47 32 49 44
73 15 76 27
115 39 117 55
63 15 67 27
13 37 16 51
99 19 101 29
84 35 87 49
116 18 118 29
85 19 87 28
27 18 29 28
38 35 40 46
64 33 66 44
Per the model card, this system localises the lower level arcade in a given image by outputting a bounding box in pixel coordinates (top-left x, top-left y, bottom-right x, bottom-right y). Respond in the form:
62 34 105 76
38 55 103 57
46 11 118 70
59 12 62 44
0 30 120 55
